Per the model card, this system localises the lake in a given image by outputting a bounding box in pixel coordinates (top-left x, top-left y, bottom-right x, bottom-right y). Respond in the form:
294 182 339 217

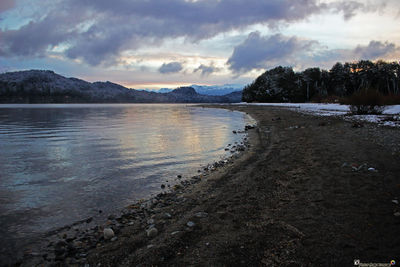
0 104 253 261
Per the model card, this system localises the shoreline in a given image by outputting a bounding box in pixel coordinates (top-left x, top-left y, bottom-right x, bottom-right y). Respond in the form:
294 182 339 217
15 105 256 266
19 105 400 266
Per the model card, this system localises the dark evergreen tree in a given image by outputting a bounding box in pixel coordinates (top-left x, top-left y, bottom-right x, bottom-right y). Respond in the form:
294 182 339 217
242 60 400 103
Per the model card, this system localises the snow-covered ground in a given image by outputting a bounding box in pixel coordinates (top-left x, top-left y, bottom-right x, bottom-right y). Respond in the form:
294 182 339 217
234 103 400 128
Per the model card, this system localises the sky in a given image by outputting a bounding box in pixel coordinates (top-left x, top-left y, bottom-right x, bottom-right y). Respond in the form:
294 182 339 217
0 0 400 90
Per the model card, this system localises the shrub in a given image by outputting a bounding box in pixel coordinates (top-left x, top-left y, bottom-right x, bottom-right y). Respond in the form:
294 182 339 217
311 94 344 103
381 94 400 105
347 89 385 115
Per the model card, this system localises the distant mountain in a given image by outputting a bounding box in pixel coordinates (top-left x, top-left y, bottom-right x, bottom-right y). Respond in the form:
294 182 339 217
0 70 242 103
190 84 243 96
143 84 244 96
157 88 174 93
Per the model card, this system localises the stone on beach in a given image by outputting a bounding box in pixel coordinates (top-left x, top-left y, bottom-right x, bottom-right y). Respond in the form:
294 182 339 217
195 212 208 218
103 228 115 240
164 212 172 219
187 221 196 227
146 227 158 238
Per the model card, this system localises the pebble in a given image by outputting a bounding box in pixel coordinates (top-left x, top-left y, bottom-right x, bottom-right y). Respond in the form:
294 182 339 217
146 227 158 238
187 221 195 227
368 167 377 172
147 244 154 249
111 237 118 242
392 200 399 205
394 212 400 217
195 212 208 218
103 228 115 240
164 212 172 219
73 240 83 248
171 231 181 235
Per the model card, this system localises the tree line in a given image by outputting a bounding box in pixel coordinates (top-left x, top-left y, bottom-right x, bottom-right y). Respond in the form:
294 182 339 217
242 60 400 103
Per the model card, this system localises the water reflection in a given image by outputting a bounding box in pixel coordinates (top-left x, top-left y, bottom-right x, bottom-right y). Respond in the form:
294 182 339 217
0 104 253 262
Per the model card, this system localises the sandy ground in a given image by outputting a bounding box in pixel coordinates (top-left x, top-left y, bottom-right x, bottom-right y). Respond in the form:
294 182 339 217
19 105 400 266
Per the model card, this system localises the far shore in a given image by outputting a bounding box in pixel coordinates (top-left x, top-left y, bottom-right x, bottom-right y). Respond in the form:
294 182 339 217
20 105 400 266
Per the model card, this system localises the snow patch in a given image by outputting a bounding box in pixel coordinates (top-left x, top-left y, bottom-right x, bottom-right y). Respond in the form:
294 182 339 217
235 103 400 127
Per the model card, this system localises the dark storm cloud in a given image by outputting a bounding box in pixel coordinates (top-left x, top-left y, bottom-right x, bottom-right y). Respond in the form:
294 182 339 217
312 40 400 64
0 5 88 57
159 62 183 74
227 32 317 73
0 0 378 65
0 0 15 13
65 22 138 66
194 64 218 76
327 1 386 20
354 41 398 59
228 32 400 74
0 16 70 57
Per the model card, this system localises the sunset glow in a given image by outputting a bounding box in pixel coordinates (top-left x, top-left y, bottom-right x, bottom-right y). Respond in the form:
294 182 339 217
1 0 399 89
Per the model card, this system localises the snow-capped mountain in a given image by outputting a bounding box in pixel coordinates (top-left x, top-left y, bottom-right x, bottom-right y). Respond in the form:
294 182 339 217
116 84 244 96
190 84 243 96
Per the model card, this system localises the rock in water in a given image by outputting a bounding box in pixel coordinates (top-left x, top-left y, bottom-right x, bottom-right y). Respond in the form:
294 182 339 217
103 228 115 240
146 227 158 238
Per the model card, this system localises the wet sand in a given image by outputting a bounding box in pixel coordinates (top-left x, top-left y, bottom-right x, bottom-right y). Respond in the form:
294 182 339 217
20 105 400 266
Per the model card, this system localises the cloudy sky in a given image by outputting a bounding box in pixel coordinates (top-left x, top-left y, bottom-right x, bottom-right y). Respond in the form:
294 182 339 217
0 0 399 90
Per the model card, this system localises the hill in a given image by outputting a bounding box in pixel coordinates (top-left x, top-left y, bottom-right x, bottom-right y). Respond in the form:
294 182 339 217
243 60 400 103
0 70 242 103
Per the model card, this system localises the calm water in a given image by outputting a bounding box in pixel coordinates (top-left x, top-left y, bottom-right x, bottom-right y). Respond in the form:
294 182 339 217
0 104 252 260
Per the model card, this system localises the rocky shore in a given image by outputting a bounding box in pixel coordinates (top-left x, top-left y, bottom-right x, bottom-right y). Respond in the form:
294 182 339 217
17 105 400 266
15 110 254 267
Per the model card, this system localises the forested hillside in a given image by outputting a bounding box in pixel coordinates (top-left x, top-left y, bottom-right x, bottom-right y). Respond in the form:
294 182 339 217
242 60 400 103
0 70 242 103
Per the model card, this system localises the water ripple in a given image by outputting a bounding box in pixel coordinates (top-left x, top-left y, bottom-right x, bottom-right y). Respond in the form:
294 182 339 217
0 104 254 258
